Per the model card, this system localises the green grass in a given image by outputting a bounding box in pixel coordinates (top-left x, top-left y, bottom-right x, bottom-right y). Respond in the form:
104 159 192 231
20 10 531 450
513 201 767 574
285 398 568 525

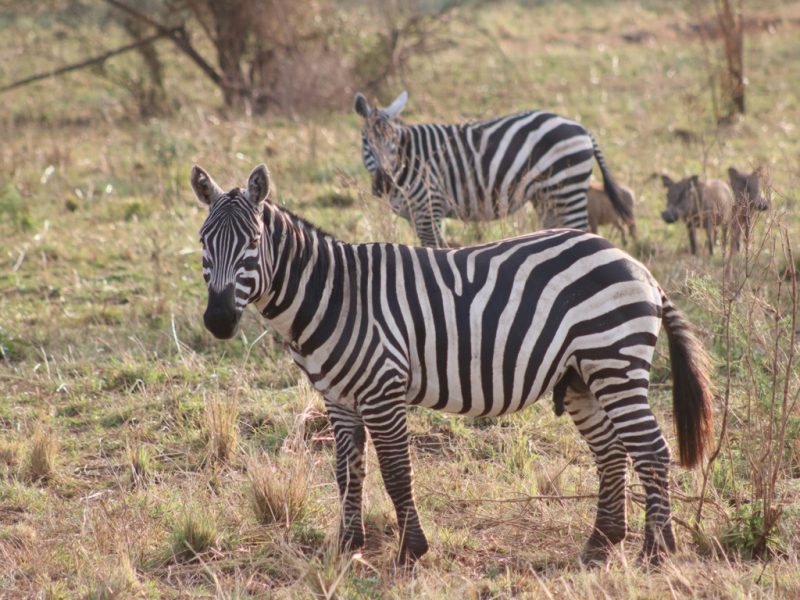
1 0 800 597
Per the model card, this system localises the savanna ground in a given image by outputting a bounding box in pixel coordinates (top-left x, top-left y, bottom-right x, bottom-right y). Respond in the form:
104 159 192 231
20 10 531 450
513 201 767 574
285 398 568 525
2 0 800 597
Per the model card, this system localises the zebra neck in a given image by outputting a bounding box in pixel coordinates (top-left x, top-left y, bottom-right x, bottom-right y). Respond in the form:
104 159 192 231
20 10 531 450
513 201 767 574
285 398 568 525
256 207 339 345
394 127 414 179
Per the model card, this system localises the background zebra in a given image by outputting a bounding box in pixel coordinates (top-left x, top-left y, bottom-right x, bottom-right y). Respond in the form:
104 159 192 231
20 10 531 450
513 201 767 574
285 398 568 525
191 163 713 566
354 91 632 248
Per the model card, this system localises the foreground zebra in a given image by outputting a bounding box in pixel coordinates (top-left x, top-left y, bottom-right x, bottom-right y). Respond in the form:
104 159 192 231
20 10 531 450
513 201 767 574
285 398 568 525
355 91 632 247
192 163 713 565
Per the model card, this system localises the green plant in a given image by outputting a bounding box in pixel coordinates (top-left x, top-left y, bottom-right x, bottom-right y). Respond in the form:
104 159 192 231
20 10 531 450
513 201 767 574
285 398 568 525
720 501 783 559
170 509 218 562
126 440 152 486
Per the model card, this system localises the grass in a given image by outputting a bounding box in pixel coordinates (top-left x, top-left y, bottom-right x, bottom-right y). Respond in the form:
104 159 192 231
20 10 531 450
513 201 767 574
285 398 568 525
247 451 310 526
169 508 219 563
0 0 799 597
23 425 58 483
202 395 240 465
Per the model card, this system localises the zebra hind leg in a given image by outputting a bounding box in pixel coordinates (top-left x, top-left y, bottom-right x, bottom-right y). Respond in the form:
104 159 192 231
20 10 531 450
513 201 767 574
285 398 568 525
591 375 677 564
327 403 368 553
362 402 428 565
562 377 629 565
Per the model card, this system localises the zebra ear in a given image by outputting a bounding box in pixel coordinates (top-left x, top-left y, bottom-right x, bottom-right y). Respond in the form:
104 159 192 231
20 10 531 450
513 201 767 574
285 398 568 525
247 163 271 206
661 174 674 189
354 93 370 118
383 90 408 118
191 165 224 206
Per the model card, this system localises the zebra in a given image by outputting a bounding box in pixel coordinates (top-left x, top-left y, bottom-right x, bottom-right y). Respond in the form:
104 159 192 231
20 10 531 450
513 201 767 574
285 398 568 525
191 162 713 566
354 91 632 248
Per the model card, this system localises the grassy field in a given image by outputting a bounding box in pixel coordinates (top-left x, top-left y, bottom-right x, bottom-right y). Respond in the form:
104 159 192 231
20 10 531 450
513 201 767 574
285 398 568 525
2 1 800 597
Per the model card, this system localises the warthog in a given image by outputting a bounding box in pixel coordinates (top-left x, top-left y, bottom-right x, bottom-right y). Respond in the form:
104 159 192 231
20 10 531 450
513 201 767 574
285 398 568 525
587 181 637 246
728 166 769 250
661 174 734 256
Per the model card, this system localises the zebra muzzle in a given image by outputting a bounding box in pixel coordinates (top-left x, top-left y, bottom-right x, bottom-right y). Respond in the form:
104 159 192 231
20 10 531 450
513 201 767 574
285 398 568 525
204 284 241 339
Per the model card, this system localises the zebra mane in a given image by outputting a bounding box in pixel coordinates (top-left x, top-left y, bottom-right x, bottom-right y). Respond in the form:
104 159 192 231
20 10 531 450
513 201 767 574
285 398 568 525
264 201 337 244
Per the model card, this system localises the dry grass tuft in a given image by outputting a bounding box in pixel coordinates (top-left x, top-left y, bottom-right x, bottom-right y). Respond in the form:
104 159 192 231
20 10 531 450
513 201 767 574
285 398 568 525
536 460 567 497
126 439 153 486
0 522 38 551
247 451 310 526
84 555 141 600
297 537 359 600
203 396 239 464
24 426 58 482
0 438 21 473
170 509 219 563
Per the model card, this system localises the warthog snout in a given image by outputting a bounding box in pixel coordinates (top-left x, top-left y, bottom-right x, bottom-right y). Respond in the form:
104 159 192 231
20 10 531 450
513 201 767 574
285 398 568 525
372 169 392 197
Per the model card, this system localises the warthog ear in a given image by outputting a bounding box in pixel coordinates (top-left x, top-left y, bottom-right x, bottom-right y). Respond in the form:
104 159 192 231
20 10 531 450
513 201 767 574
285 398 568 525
383 90 408 118
661 174 674 188
191 165 224 206
354 93 370 118
728 166 744 184
247 164 271 205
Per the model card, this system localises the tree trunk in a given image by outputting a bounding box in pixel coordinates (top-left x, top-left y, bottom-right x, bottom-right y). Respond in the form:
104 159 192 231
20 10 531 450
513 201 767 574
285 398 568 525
717 0 745 117
207 0 251 110
119 16 170 117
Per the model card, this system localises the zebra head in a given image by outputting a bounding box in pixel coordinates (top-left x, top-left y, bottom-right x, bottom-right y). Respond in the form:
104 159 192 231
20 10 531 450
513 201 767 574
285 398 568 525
354 91 407 197
191 164 271 340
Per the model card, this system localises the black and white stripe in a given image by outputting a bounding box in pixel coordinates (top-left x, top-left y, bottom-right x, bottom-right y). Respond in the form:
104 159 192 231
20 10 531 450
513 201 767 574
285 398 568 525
191 164 713 566
355 91 631 248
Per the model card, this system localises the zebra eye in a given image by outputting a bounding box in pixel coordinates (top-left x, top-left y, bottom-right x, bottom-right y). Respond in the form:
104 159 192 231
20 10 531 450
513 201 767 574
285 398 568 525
250 237 260 248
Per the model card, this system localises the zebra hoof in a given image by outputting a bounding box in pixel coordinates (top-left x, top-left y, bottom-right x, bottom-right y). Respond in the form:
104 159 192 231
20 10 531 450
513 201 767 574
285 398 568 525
339 529 365 554
638 541 675 567
637 547 665 567
579 546 613 568
638 527 677 566
398 536 429 566
579 528 625 566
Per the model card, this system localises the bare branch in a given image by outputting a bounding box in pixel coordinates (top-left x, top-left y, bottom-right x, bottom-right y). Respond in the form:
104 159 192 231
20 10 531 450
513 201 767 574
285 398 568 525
102 0 225 89
0 27 178 95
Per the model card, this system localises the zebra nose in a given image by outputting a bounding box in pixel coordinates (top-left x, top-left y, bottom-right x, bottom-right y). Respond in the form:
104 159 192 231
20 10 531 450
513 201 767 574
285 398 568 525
204 284 240 339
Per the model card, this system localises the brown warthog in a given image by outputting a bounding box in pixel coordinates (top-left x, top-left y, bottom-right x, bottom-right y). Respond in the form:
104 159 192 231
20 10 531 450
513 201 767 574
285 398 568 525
587 181 637 246
661 174 734 256
728 166 769 251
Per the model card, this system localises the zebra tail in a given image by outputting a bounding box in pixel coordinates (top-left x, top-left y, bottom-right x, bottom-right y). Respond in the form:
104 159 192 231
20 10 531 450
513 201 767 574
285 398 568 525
591 135 633 223
661 291 714 468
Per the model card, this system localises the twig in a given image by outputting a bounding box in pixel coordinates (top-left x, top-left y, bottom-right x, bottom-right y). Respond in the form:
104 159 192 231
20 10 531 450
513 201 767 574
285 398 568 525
102 0 225 89
421 485 597 504
0 28 178 95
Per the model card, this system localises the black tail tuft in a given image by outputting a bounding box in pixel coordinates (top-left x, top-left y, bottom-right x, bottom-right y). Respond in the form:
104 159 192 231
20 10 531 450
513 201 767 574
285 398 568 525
661 291 714 468
591 135 633 223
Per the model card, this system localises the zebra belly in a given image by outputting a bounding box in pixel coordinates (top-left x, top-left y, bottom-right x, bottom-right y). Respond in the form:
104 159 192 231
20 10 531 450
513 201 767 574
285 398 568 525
400 235 663 417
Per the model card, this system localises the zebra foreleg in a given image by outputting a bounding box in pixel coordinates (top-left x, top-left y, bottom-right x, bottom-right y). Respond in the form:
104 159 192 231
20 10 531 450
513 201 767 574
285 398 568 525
592 387 676 564
564 386 629 565
411 197 447 248
362 402 428 565
327 402 368 553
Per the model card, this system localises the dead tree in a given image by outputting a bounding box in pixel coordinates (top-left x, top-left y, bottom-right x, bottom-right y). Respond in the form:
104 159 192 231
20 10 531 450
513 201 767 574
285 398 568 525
716 0 745 116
